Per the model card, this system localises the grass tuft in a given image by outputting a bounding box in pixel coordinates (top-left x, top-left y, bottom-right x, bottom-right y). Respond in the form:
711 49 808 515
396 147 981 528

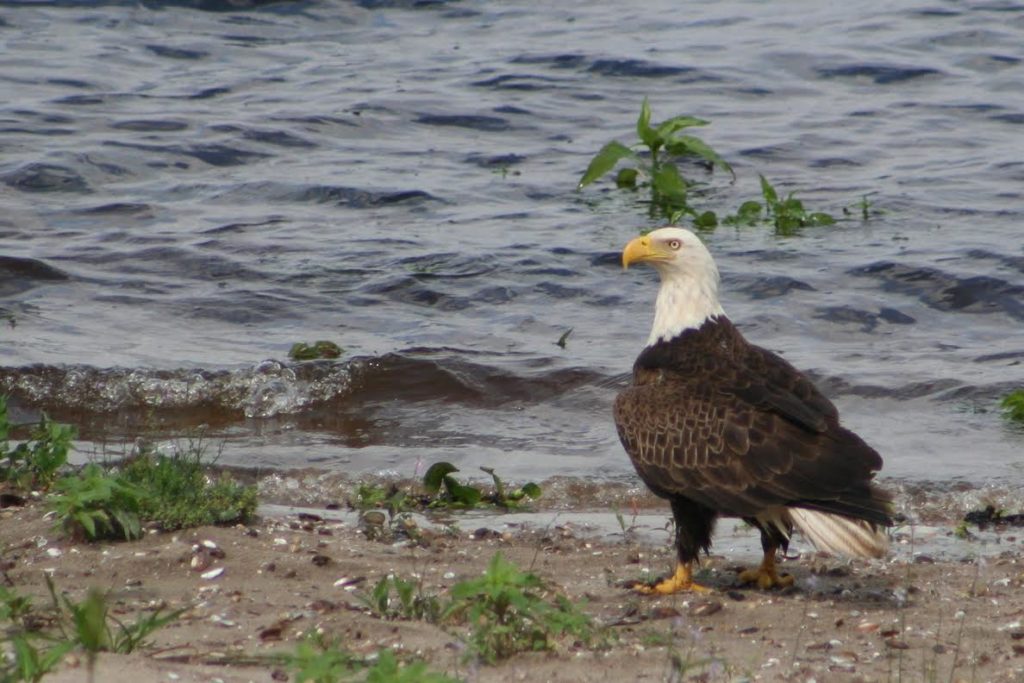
0 397 73 492
443 552 597 664
120 445 257 531
46 442 256 542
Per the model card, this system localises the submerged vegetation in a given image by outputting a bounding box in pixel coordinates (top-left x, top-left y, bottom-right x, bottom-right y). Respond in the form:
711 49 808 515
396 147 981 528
289 340 344 361
578 98 844 233
351 461 542 516
1001 389 1024 424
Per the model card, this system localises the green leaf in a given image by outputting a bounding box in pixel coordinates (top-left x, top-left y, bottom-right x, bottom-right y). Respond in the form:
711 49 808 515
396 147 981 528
422 462 458 493
635 98 659 151
555 328 572 349
738 200 762 218
480 466 504 500
577 140 636 188
779 196 804 213
520 482 542 499
807 212 836 225
655 115 709 138
77 510 98 539
614 167 638 189
693 210 718 229
74 589 111 653
443 475 482 507
651 163 688 200
666 135 735 179
759 175 778 205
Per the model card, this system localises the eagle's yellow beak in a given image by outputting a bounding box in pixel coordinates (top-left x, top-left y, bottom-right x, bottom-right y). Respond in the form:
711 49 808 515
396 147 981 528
622 235 667 269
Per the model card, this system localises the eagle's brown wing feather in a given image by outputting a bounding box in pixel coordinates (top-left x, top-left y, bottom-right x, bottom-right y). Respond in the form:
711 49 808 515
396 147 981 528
614 332 890 525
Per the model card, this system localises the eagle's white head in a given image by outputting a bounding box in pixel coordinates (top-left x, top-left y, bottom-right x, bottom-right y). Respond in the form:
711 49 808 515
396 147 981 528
622 227 726 346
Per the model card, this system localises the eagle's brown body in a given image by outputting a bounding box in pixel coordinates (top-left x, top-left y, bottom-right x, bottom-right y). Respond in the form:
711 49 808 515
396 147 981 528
614 314 893 569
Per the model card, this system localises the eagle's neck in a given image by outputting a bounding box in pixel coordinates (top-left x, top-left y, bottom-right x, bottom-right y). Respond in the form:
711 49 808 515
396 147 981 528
647 271 725 346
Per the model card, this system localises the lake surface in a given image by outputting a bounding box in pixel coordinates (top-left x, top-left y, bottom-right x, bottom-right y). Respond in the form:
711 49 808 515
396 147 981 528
1 0 1022 510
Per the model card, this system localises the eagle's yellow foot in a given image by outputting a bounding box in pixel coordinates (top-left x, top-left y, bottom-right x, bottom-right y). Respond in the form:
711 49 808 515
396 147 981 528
631 562 711 595
738 553 794 590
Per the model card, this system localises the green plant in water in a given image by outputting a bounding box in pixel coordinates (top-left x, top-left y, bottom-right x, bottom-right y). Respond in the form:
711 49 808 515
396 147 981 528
479 466 542 508
422 462 541 509
289 340 343 361
1000 390 1024 423
351 481 413 516
444 552 596 664
48 464 145 542
0 396 74 492
723 175 836 235
578 98 733 222
423 462 482 508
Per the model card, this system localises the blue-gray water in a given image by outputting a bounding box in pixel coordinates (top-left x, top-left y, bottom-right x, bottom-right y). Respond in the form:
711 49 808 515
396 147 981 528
1 0 1022 505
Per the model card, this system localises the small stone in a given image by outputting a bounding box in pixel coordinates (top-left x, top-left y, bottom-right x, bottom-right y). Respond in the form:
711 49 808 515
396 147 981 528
201 567 225 580
885 638 910 650
690 600 722 617
311 554 331 567
857 621 880 634
259 624 284 641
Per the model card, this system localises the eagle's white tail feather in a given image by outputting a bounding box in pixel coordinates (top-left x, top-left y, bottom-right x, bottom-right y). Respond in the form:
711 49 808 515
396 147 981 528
788 508 888 559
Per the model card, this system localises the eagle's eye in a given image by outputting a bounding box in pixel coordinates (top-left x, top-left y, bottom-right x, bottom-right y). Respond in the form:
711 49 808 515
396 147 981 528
667 239 682 250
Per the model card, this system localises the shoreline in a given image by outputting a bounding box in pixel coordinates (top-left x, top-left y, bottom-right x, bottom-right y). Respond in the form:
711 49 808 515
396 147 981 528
3 496 1024 682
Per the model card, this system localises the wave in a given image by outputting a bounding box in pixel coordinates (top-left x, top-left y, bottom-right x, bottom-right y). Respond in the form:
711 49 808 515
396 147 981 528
0 351 605 422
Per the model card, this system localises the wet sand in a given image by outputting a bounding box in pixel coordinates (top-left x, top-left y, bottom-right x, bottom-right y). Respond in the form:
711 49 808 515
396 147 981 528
3 493 1023 683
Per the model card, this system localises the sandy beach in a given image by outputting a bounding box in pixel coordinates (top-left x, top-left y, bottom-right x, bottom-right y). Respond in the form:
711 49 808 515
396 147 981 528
3 479 1023 683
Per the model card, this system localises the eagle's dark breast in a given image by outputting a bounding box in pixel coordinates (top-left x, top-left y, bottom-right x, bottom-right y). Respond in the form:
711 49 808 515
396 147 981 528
613 316 889 526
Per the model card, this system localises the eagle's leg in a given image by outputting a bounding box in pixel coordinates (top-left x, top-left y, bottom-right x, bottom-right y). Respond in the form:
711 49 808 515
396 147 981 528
738 522 795 589
632 497 716 595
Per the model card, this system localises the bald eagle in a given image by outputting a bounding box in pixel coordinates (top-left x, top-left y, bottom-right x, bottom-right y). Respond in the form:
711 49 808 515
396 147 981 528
614 227 892 594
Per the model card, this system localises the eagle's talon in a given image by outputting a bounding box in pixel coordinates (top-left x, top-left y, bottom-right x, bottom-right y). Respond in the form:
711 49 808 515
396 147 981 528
738 566 794 590
627 562 712 595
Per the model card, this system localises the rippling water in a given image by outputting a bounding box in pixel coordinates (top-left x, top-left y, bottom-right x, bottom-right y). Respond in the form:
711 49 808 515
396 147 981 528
2 0 1022 499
